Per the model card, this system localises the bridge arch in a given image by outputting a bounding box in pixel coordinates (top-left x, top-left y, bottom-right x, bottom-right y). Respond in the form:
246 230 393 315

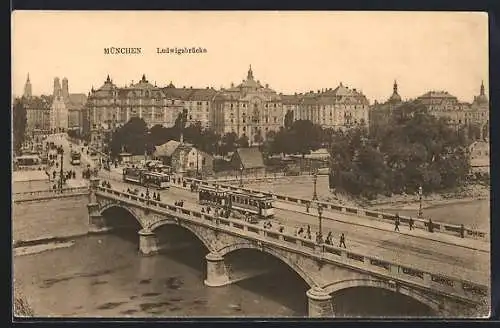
323 278 441 315
100 203 147 229
217 242 317 289
148 220 215 253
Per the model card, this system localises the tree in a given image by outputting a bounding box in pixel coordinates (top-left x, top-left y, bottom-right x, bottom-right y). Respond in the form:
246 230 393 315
284 110 294 130
221 132 238 155
110 117 149 156
288 120 322 157
13 98 27 154
237 135 249 148
328 100 471 198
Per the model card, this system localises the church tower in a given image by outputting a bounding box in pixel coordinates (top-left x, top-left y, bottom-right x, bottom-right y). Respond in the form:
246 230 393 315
388 79 402 104
53 77 62 98
23 73 32 98
62 77 69 100
247 65 254 80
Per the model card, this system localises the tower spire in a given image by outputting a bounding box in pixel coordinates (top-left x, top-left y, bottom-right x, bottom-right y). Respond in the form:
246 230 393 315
23 73 32 98
393 79 398 94
480 80 485 96
247 65 254 80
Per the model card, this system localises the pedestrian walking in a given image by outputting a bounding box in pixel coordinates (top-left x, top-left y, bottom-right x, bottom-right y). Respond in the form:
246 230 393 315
408 217 414 230
460 224 465 238
394 214 400 232
339 233 346 248
306 202 310 213
428 218 434 233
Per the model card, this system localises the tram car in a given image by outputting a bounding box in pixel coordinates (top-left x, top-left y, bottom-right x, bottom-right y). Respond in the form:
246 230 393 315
122 167 171 190
197 185 274 219
198 185 229 208
228 190 274 219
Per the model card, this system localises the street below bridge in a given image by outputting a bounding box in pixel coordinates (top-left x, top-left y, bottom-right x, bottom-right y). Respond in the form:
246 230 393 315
96 174 489 287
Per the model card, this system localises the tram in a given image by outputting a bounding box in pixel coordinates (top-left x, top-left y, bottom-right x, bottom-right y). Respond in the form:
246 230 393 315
70 151 81 165
198 185 229 208
228 190 274 219
197 185 274 219
122 167 171 190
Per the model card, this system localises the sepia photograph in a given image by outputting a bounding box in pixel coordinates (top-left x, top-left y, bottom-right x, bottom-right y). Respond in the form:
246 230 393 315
11 11 490 318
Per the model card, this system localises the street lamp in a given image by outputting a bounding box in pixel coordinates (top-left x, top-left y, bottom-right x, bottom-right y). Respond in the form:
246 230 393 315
312 169 318 201
239 165 244 187
317 203 323 244
418 186 423 218
58 147 64 192
145 131 151 197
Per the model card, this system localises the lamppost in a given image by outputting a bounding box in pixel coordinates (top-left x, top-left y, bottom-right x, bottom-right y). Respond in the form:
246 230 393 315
317 203 323 244
144 131 151 197
312 169 318 201
58 147 64 191
418 185 423 218
239 165 244 187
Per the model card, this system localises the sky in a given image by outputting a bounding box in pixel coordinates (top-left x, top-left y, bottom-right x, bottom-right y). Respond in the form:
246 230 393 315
12 11 488 103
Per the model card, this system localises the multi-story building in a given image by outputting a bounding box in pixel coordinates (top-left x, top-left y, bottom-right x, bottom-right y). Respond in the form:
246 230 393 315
87 75 186 149
417 81 489 139
213 66 285 144
21 74 51 134
285 83 370 130
369 80 403 132
49 77 87 133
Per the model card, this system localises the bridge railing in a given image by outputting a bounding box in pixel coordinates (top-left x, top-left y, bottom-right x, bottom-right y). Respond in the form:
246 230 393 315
96 186 488 304
13 186 89 202
175 177 488 242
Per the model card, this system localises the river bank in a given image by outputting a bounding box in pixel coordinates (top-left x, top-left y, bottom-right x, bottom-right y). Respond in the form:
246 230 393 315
325 183 490 211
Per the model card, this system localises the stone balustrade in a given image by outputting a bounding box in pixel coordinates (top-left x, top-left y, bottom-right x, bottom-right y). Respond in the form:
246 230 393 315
13 187 89 202
176 177 488 242
95 185 488 304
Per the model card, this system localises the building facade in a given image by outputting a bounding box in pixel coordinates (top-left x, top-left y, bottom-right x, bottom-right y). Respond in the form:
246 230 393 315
369 80 403 132
417 81 489 140
21 74 51 133
295 83 370 130
87 75 185 150
213 66 285 144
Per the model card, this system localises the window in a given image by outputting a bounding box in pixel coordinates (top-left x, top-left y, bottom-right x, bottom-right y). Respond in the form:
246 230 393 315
274 117 277 123
243 126 246 131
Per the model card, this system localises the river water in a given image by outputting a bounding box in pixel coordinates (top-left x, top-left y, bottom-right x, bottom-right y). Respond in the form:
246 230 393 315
14 226 436 318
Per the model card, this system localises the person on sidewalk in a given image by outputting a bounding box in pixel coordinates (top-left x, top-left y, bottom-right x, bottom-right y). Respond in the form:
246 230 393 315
460 224 465 238
339 233 346 248
428 218 434 233
394 214 400 232
408 217 414 230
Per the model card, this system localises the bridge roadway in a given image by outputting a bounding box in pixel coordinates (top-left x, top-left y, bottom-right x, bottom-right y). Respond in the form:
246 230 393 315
98 175 489 287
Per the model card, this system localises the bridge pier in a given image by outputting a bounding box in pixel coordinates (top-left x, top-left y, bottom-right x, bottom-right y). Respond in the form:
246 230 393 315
204 252 230 287
139 229 160 256
307 287 334 318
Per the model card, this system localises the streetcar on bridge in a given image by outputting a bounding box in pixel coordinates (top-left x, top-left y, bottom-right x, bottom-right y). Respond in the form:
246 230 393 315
122 167 171 190
70 151 81 165
198 185 274 219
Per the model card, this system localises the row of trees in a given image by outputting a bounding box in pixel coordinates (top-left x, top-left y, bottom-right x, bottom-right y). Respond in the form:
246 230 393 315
107 110 251 158
329 101 472 199
107 101 475 198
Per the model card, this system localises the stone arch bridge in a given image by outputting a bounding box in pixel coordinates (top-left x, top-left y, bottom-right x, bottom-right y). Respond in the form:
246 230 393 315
86 179 488 317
